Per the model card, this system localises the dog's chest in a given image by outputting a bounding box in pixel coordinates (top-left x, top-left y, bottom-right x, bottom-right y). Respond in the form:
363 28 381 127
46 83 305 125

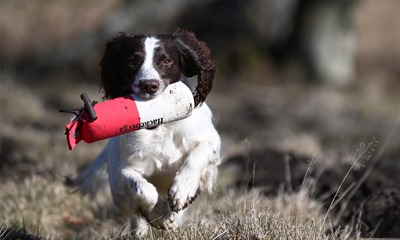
119 121 191 175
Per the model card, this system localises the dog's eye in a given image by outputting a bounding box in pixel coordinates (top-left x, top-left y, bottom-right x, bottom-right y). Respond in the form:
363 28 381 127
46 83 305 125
128 53 142 68
128 57 136 68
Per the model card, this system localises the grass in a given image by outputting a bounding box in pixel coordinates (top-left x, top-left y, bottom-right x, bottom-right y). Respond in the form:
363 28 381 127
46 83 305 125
1 73 394 239
0 184 358 240
3 68 400 239
0 169 365 240
322 137 378 228
0 90 363 239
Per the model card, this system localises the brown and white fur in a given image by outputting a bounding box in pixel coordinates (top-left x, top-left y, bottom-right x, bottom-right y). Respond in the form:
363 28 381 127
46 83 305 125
67 29 220 237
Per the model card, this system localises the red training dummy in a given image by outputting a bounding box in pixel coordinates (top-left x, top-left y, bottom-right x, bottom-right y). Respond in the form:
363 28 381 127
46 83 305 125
62 82 194 150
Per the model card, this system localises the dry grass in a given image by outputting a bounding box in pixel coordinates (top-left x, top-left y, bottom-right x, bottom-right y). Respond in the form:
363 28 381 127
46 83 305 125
0 172 361 239
0 72 386 240
1 69 395 239
0 75 362 239
0 74 360 239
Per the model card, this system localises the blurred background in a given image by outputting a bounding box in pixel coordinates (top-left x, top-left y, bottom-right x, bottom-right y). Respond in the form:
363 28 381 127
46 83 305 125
1 0 400 238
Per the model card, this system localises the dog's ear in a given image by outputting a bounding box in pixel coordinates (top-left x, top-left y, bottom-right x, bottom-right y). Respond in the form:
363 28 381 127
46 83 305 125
173 29 216 107
99 33 129 99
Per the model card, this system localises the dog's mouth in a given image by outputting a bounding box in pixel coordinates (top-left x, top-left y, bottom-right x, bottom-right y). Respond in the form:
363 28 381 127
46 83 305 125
133 91 158 100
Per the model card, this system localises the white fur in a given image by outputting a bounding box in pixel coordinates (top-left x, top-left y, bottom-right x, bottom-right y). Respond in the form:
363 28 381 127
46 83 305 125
134 37 166 97
74 101 220 237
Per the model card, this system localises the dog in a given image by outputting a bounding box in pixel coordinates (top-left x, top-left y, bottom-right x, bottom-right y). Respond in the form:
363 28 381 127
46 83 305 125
66 29 221 237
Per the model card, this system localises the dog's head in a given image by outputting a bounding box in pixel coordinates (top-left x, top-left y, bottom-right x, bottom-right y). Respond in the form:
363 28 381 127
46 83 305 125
99 29 215 107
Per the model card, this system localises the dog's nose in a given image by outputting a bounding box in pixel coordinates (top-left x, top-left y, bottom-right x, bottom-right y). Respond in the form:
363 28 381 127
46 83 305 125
139 80 160 94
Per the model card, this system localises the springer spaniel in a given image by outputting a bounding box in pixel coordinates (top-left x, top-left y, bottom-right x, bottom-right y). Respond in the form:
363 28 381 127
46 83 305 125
67 29 221 237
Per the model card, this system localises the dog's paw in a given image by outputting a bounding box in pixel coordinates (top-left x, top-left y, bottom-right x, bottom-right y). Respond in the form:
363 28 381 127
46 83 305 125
142 195 175 230
168 172 201 211
127 178 159 210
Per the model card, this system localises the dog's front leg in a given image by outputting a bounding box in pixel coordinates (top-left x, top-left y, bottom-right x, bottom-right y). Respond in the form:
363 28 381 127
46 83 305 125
120 168 174 233
168 141 219 211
